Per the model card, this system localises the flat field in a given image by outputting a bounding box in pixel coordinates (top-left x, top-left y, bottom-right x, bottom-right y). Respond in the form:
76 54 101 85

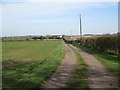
2 37 32 41
2 40 64 88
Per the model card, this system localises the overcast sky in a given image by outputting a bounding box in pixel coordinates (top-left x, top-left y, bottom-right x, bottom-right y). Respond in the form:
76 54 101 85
0 0 118 36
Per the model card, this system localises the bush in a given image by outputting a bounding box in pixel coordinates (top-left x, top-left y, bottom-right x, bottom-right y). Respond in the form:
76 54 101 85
81 35 118 54
64 35 119 54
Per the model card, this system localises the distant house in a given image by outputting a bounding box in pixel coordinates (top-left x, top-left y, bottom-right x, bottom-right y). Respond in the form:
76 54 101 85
51 35 62 39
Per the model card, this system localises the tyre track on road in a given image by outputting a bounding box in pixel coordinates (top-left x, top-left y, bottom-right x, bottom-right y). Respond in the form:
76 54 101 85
42 43 77 88
71 45 118 88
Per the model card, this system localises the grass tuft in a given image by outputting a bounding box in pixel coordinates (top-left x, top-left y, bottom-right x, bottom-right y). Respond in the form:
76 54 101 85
68 45 89 89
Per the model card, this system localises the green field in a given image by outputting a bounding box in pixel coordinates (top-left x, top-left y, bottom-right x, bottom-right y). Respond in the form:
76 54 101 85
2 37 32 41
2 40 64 88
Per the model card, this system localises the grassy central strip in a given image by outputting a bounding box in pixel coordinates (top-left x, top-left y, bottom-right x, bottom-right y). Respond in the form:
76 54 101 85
2 41 65 88
68 44 89 89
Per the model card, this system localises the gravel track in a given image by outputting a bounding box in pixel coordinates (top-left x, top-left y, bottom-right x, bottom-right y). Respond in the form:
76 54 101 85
42 43 77 88
71 45 118 88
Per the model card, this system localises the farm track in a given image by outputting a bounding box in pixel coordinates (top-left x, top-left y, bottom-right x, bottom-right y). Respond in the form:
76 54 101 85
42 43 77 88
70 45 118 88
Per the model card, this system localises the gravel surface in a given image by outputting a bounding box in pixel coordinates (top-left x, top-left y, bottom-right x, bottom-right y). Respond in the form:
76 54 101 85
42 44 77 88
71 45 118 88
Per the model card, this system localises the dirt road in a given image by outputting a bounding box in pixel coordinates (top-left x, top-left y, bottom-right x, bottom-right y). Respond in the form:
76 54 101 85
42 44 77 88
71 45 118 88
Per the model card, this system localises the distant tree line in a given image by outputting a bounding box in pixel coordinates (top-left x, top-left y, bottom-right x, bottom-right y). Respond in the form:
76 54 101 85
2 35 63 42
32 36 62 40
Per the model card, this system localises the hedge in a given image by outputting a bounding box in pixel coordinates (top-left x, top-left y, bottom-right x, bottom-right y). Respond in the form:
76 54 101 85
64 35 120 55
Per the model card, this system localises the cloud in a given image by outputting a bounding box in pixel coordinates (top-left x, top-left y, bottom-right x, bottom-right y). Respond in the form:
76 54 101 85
1 2 117 25
28 0 119 2
22 18 73 23
1 0 28 3
1 1 118 36
1 2 117 37
2 2 75 24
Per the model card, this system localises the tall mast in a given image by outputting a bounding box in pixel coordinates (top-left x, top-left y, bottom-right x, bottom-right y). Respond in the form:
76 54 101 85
80 14 82 38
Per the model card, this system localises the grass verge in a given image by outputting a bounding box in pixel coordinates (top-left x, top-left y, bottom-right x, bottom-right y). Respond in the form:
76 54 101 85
68 44 89 89
72 43 119 80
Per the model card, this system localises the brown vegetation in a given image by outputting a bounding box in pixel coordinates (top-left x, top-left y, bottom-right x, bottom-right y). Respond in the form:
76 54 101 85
64 34 119 55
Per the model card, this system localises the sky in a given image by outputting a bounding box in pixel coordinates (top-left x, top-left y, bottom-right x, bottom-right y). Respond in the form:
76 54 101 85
0 0 118 37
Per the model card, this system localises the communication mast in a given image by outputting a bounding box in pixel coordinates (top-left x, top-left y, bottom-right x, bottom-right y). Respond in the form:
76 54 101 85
80 14 82 38
80 14 82 45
